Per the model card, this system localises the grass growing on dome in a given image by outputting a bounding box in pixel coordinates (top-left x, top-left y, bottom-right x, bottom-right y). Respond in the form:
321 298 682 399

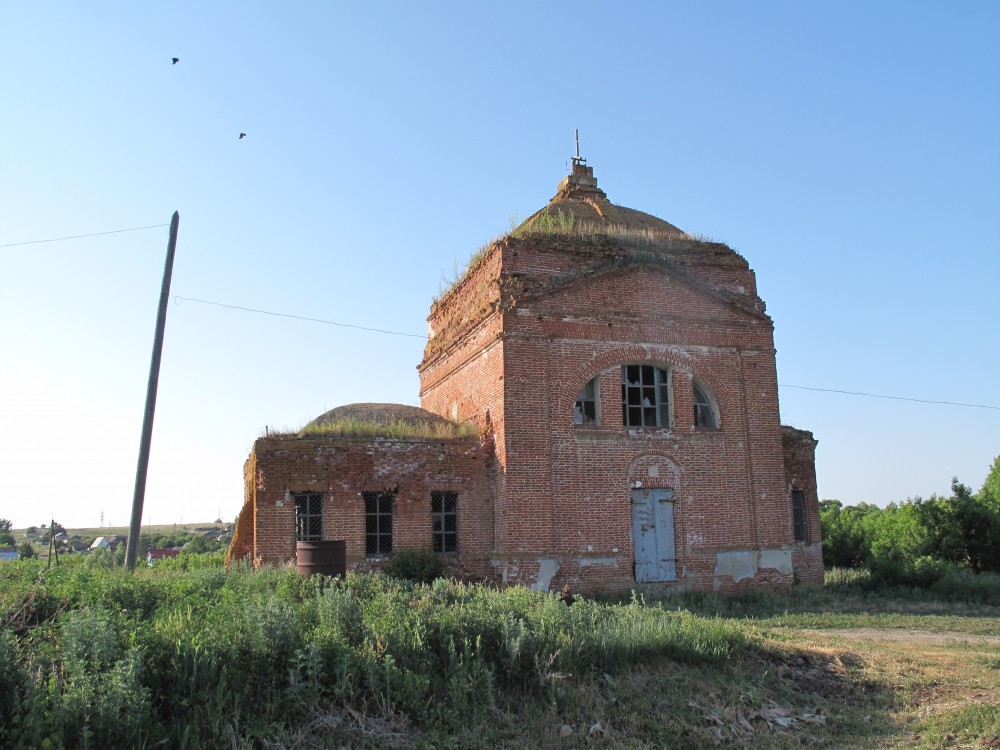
515 217 712 248
431 214 728 308
298 416 479 440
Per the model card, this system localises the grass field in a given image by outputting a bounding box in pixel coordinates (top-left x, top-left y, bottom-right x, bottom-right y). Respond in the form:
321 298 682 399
1 558 997 749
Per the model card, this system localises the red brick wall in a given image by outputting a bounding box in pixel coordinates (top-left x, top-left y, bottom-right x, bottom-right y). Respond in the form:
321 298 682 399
237 228 822 593
231 434 495 578
418 233 821 592
782 426 824 584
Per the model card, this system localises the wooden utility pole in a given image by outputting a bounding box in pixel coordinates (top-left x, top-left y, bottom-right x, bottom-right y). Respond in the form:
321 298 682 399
47 517 54 570
125 212 179 571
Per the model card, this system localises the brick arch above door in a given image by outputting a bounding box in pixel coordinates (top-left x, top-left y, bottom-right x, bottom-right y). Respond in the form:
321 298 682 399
627 453 680 489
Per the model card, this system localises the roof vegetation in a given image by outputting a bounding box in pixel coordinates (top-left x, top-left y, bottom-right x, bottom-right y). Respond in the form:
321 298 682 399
291 417 479 440
434 221 723 302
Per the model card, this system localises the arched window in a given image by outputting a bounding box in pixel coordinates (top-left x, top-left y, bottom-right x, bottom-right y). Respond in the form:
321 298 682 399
693 382 717 429
621 365 671 428
574 378 598 425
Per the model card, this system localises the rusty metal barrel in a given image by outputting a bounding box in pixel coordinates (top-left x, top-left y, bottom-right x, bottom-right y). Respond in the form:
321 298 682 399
296 540 346 578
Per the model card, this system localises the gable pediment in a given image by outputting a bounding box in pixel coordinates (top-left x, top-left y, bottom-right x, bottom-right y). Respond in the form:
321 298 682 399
513 256 768 324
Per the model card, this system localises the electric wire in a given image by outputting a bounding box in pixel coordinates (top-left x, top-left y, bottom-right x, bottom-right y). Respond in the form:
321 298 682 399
173 296 426 338
778 384 999 411
0 223 171 248
7 225 992 409
178 294 998 409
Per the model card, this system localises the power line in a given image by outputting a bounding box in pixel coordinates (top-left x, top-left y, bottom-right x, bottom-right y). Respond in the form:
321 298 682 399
174 294 997 408
0 223 170 248
173 296 426 338
780 384 999 411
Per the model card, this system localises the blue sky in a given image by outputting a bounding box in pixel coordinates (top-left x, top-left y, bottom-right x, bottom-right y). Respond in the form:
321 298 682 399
1 2 998 529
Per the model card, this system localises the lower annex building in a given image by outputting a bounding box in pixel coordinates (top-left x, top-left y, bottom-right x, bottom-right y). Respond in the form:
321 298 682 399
227 156 822 592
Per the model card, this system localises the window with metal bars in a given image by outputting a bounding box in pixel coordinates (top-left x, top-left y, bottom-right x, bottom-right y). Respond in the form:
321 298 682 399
431 492 458 553
621 365 671 428
294 493 323 541
363 491 394 556
791 489 807 543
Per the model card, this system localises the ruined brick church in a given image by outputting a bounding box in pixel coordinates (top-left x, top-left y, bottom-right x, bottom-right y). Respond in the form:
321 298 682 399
227 155 823 591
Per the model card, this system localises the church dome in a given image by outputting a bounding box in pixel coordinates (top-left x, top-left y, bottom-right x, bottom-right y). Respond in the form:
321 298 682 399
517 157 683 235
305 403 453 430
301 403 471 438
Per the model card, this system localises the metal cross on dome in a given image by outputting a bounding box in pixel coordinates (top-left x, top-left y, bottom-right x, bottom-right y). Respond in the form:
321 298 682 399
573 128 586 166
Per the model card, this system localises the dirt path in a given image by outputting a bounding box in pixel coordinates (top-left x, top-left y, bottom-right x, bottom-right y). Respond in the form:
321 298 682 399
799 628 1000 646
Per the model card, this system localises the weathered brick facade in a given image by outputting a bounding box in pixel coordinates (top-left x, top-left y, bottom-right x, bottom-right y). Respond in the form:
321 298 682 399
229 158 823 591
228 424 496 577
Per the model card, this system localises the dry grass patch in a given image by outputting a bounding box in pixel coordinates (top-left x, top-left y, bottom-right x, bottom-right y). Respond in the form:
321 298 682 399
298 417 479 440
777 628 1000 749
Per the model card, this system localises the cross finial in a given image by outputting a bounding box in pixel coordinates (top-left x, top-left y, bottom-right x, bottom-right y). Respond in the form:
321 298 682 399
572 129 586 167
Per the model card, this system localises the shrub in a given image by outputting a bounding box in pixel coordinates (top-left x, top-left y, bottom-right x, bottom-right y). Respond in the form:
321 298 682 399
10 608 154 748
930 568 1000 605
0 631 20 743
385 548 445 584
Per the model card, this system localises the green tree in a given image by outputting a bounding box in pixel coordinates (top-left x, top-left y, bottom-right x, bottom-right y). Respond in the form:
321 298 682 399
981 455 1000 508
820 500 880 568
952 477 1000 573
0 519 12 533
820 457 1000 585
17 542 35 559
911 493 966 565
866 501 933 585
181 536 221 555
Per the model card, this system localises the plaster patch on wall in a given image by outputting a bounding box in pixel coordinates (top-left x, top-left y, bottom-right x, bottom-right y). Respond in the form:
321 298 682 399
758 549 792 574
530 558 560 591
496 559 517 585
714 548 794 584
714 551 758 582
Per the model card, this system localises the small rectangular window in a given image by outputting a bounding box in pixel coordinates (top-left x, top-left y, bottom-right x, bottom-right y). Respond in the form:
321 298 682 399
364 491 394 556
791 489 807 543
294 493 323 541
431 492 458 553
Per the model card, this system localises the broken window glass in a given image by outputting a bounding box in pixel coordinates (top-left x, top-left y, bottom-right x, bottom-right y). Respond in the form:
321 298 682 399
573 378 598 425
694 383 717 429
621 365 671 428
431 492 458 553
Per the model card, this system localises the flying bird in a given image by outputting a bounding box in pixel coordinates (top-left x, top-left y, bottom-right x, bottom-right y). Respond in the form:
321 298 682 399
238 133 247 140
171 57 179 65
